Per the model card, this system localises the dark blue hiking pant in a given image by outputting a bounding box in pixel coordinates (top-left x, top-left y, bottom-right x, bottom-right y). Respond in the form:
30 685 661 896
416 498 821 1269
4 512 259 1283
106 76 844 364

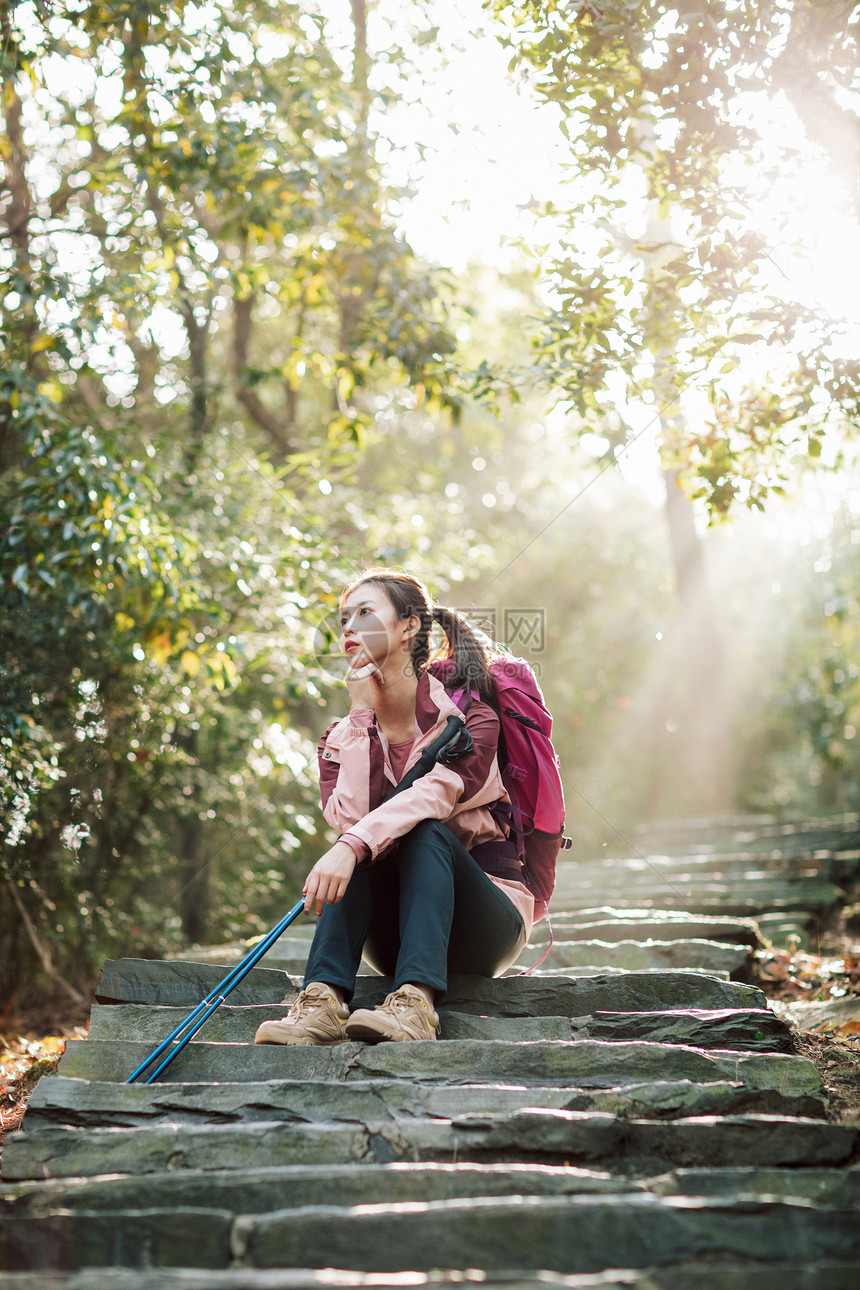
303 819 527 1001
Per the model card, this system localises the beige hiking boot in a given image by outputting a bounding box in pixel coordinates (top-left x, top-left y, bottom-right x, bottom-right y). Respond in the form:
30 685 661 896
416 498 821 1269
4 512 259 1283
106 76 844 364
345 984 439 1043
254 982 350 1046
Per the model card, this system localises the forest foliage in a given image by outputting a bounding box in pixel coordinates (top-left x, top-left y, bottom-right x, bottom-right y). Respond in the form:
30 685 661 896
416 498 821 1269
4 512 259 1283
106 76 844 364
2 0 860 1001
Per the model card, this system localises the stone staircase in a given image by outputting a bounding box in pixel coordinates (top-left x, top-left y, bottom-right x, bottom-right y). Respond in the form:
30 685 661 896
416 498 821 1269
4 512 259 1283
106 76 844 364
2 815 860 1286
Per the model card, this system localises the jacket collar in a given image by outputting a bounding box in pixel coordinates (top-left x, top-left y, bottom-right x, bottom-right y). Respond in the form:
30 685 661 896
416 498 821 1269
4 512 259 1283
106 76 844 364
415 668 459 736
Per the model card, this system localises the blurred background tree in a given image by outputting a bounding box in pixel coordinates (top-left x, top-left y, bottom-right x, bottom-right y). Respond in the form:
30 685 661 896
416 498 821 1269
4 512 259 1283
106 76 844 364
0 0 464 1003
489 0 860 817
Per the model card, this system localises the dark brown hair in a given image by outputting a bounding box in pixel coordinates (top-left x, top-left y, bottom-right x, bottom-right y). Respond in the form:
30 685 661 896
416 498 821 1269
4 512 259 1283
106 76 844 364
340 566 498 702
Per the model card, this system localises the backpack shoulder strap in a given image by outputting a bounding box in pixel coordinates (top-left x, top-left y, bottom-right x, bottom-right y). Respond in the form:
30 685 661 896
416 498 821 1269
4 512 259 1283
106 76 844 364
449 685 480 715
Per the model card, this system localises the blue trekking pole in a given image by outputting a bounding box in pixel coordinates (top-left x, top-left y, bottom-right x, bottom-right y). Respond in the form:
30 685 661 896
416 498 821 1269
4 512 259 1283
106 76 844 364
127 714 471 1084
126 897 305 1084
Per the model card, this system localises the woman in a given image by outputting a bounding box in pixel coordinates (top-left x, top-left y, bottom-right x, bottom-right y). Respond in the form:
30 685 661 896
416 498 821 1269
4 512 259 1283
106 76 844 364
254 567 533 1046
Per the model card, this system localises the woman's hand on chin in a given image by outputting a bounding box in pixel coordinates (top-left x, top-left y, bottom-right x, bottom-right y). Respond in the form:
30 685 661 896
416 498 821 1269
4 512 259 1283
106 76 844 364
303 840 358 916
345 657 384 710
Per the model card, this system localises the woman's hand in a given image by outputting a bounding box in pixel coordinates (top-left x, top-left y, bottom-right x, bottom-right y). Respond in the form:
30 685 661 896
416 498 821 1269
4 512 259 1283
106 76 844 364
303 839 357 916
345 656 384 711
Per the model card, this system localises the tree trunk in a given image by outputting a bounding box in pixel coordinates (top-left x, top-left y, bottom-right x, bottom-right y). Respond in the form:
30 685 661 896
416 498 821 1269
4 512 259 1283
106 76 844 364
638 195 736 817
0 7 33 472
660 466 734 814
350 0 371 137
175 727 208 944
179 299 210 475
773 3 860 220
336 0 375 361
173 293 208 932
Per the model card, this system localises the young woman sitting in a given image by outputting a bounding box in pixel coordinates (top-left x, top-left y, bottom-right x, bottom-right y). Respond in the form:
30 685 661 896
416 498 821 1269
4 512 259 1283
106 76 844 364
254 567 534 1046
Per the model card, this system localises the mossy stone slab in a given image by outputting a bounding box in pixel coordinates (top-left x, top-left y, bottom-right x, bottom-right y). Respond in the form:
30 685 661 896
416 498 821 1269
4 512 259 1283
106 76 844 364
54 1038 822 1095
231 1193 860 1274
94 961 768 1013
5 1111 855 1182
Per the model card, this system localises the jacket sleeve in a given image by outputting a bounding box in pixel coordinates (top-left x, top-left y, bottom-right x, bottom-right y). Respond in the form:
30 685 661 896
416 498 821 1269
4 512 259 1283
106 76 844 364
317 708 388 835
339 701 503 862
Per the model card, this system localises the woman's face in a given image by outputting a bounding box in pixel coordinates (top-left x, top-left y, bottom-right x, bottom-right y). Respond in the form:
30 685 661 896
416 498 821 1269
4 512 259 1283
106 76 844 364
339 582 416 673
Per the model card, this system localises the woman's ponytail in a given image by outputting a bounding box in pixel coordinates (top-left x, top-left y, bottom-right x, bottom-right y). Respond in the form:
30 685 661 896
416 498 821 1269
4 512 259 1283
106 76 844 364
430 604 496 704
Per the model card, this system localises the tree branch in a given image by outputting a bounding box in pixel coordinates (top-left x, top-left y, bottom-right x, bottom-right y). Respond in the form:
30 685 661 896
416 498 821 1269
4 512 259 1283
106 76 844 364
773 21 860 219
232 292 298 455
4 873 87 1005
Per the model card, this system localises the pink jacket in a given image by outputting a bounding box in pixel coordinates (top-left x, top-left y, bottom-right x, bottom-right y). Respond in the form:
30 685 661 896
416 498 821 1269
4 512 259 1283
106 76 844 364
317 671 535 937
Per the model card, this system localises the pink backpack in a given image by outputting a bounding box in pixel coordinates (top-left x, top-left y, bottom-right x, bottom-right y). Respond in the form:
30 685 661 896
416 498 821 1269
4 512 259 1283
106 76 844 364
430 657 570 921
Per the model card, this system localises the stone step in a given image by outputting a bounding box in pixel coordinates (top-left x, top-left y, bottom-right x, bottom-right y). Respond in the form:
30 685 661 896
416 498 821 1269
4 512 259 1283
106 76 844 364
0 1206 234 1271
53 1037 821 1094
523 968 732 981
94 958 298 1007
171 940 375 978
9 1159 856 1224
86 1003 791 1052
645 1264 860 1290
7 1194 851 1275
94 960 768 1013
516 939 752 976
0 1269 651 1290
632 812 860 849
552 873 844 914
168 911 766 966
21 1068 823 1133
554 857 841 882
86 1003 568 1044
5 1186 860 1269
650 1165 860 1205
556 874 840 899
181 940 751 979
537 908 808 953
0 1265 858 1290
195 912 766 957
109 922 771 990
6 1110 855 1181
229 1194 860 1274
7 816 860 1288
172 930 318 964
572 1009 791 1051
559 851 839 875
0 1159 643 1217
185 955 380 977
563 853 844 880
551 881 828 906
530 911 763 947
552 888 843 917
548 887 832 913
